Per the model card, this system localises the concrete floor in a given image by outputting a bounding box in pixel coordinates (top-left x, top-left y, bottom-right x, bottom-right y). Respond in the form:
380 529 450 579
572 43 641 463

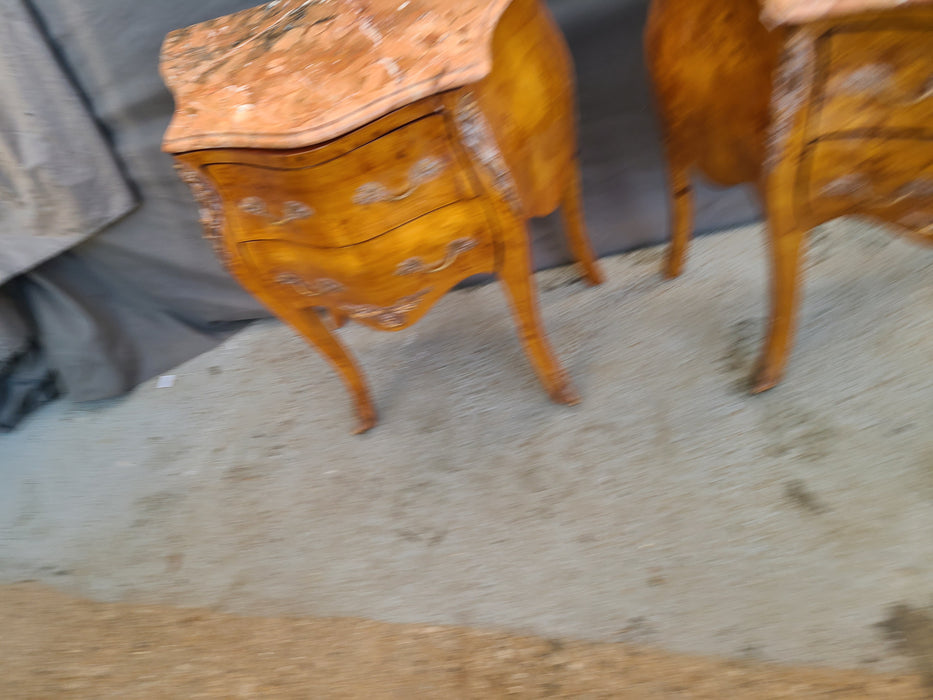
1 219 931 675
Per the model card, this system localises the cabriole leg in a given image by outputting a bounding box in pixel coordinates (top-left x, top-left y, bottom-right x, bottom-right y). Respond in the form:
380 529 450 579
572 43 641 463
272 302 377 434
752 211 806 393
560 168 605 286
497 219 580 405
663 140 694 279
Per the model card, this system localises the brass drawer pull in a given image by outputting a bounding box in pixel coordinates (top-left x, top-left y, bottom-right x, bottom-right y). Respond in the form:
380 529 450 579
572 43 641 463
353 156 446 206
823 178 933 206
820 174 871 198
394 238 478 276
240 197 315 225
892 179 933 203
903 76 933 105
829 67 933 105
355 183 418 205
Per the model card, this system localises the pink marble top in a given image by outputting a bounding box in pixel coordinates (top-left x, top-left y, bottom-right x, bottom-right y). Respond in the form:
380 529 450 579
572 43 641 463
762 0 933 25
160 0 513 152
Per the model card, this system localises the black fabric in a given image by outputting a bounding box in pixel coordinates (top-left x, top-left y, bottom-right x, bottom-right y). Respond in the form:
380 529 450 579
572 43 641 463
0 342 58 433
0 281 57 432
0 0 760 431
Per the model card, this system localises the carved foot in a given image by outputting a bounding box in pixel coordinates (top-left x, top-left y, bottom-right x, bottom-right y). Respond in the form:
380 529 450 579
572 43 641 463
351 406 378 435
581 263 606 287
663 254 685 280
547 374 581 406
749 363 784 394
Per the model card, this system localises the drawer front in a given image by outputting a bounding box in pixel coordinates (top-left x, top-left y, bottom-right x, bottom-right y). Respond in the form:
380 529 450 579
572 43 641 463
206 115 478 248
239 201 497 330
802 137 933 232
813 24 933 137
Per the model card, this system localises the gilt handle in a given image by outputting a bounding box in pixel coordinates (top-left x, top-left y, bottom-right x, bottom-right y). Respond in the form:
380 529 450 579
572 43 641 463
239 198 315 225
394 238 478 276
353 156 446 206
903 76 933 105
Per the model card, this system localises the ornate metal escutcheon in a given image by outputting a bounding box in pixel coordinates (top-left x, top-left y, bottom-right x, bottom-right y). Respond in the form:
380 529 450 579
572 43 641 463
273 272 346 297
173 162 231 266
454 93 522 212
338 288 432 329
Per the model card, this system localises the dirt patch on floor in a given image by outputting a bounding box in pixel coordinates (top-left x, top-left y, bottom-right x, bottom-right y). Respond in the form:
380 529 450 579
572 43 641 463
1 583 926 698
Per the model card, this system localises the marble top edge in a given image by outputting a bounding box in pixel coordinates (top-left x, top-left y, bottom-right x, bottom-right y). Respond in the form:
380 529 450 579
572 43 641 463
161 64 477 152
761 0 933 25
160 0 514 152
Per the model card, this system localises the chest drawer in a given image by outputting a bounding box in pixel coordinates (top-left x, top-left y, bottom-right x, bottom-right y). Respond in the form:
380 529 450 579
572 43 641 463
812 24 933 137
206 114 478 248
803 137 933 228
238 200 497 330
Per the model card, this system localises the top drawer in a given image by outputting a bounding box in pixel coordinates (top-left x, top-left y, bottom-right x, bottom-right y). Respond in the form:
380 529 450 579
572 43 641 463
812 24 933 137
205 115 478 248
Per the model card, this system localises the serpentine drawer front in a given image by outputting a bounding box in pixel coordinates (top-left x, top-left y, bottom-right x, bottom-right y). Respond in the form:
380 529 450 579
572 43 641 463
646 0 933 393
238 201 497 329
161 0 603 433
204 114 479 249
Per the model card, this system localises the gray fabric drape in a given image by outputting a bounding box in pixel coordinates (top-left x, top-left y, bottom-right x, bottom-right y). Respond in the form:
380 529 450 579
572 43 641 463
0 0 759 431
0 0 136 285
0 0 265 430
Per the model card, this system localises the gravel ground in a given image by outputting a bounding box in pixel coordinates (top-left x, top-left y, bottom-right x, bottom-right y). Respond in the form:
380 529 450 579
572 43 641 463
2 583 927 698
2 220 932 688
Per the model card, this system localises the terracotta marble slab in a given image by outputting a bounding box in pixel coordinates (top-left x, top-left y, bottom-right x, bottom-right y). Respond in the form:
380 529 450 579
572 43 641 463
762 0 933 25
161 0 513 152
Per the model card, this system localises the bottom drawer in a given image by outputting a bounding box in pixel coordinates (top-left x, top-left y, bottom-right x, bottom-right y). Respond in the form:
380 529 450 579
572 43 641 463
803 137 933 233
239 200 498 330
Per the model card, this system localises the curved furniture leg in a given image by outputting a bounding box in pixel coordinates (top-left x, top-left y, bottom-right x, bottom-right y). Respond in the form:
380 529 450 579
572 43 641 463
561 169 605 286
751 213 806 393
497 218 580 405
663 140 694 279
275 303 376 433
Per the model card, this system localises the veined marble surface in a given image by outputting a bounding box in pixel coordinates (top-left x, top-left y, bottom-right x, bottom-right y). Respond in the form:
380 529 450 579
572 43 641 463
762 0 933 25
160 0 513 152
